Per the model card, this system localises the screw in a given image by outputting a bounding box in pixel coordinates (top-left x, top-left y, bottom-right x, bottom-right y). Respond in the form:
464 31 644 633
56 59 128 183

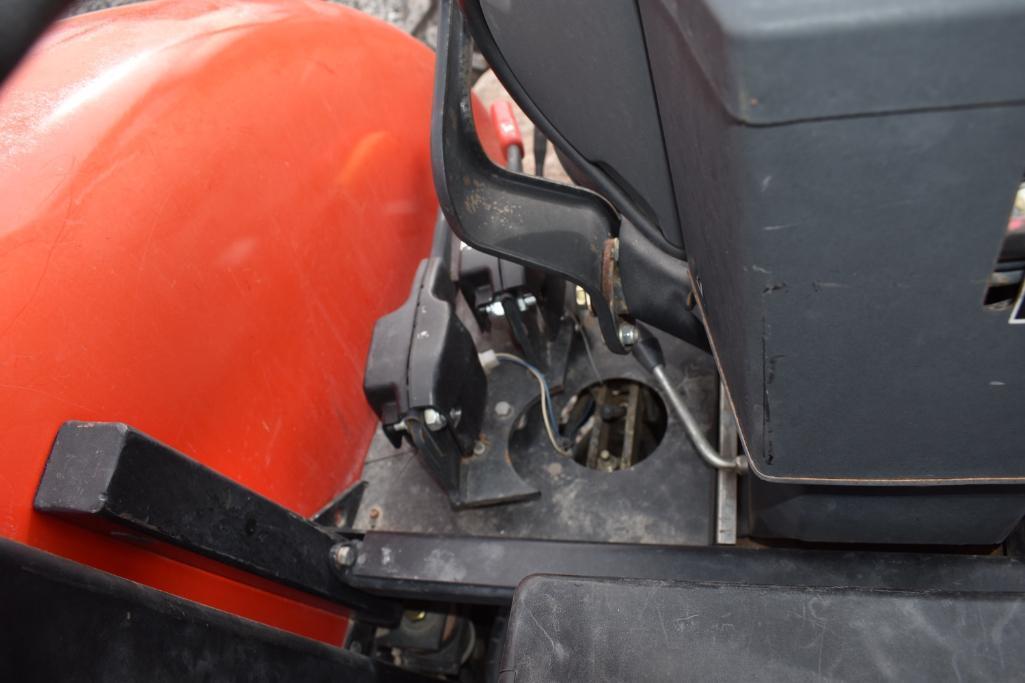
517 293 537 312
423 408 447 431
600 449 611 461
331 543 356 569
369 506 381 520
473 441 487 456
494 401 513 418
482 300 505 317
617 323 639 347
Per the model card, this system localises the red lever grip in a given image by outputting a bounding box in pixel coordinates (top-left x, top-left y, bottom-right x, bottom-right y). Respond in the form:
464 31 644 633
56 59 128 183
489 100 524 159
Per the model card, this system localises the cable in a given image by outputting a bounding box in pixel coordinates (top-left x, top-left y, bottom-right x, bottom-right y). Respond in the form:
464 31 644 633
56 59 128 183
489 350 557 447
494 353 556 429
494 352 571 456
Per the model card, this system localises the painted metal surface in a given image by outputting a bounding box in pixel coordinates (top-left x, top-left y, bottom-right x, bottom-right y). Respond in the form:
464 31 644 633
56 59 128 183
0 0 452 643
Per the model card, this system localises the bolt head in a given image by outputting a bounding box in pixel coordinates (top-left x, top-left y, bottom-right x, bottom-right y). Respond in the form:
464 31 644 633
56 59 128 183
331 543 356 569
423 408 446 430
517 293 537 311
473 441 487 456
617 323 639 347
494 401 513 418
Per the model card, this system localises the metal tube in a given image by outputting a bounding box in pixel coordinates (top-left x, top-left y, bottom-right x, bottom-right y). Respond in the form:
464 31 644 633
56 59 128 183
652 365 740 471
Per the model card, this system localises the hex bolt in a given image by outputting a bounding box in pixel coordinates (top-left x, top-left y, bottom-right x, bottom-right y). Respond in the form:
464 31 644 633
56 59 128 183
617 323 639 347
423 408 447 431
517 293 537 311
330 543 356 569
473 441 487 456
494 401 513 418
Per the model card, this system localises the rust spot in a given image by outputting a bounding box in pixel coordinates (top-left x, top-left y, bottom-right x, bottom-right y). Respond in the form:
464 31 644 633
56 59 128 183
601 238 617 302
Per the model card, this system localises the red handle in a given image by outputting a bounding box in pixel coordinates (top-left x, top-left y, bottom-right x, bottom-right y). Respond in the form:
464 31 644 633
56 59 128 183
489 100 524 159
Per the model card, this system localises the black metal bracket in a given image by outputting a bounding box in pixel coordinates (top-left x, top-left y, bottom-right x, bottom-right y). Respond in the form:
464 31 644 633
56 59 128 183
312 480 368 529
345 531 1025 605
33 421 402 626
431 0 628 354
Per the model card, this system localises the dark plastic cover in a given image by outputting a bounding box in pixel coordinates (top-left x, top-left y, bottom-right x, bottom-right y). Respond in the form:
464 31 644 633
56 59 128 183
502 575 1025 681
662 0 1025 124
640 0 1025 484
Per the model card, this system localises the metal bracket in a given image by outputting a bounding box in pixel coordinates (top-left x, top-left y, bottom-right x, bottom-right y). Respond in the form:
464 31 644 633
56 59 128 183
365 255 541 509
716 381 739 545
431 0 628 354
346 531 1025 604
33 421 402 625
312 480 368 529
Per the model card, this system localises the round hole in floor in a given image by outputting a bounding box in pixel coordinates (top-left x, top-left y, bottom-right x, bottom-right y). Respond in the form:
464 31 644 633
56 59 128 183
511 378 667 473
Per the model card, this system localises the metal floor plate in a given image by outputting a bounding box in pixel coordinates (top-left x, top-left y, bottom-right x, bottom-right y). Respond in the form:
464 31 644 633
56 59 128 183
353 323 718 546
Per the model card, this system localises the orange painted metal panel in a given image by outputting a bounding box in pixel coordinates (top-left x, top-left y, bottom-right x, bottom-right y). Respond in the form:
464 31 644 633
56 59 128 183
0 0 452 643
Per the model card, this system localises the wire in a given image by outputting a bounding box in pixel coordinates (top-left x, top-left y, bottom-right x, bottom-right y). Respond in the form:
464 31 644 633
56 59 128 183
494 353 560 439
494 352 571 456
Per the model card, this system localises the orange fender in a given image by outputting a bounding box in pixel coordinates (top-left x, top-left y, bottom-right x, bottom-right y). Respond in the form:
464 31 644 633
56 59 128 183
0 0 500 643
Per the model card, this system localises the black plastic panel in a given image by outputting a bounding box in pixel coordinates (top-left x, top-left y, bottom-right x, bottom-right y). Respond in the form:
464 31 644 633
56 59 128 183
479 0 682 250
654 0 1025 125
744 478 1025 545
641 0 1025 485
502 575 1025 681
0 538 422 682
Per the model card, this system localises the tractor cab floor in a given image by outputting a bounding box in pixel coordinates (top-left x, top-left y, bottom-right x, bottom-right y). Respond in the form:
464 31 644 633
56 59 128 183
352 320 719 546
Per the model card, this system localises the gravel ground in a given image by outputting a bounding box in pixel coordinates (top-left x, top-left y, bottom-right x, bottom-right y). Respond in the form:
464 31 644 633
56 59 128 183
337 0 434 35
